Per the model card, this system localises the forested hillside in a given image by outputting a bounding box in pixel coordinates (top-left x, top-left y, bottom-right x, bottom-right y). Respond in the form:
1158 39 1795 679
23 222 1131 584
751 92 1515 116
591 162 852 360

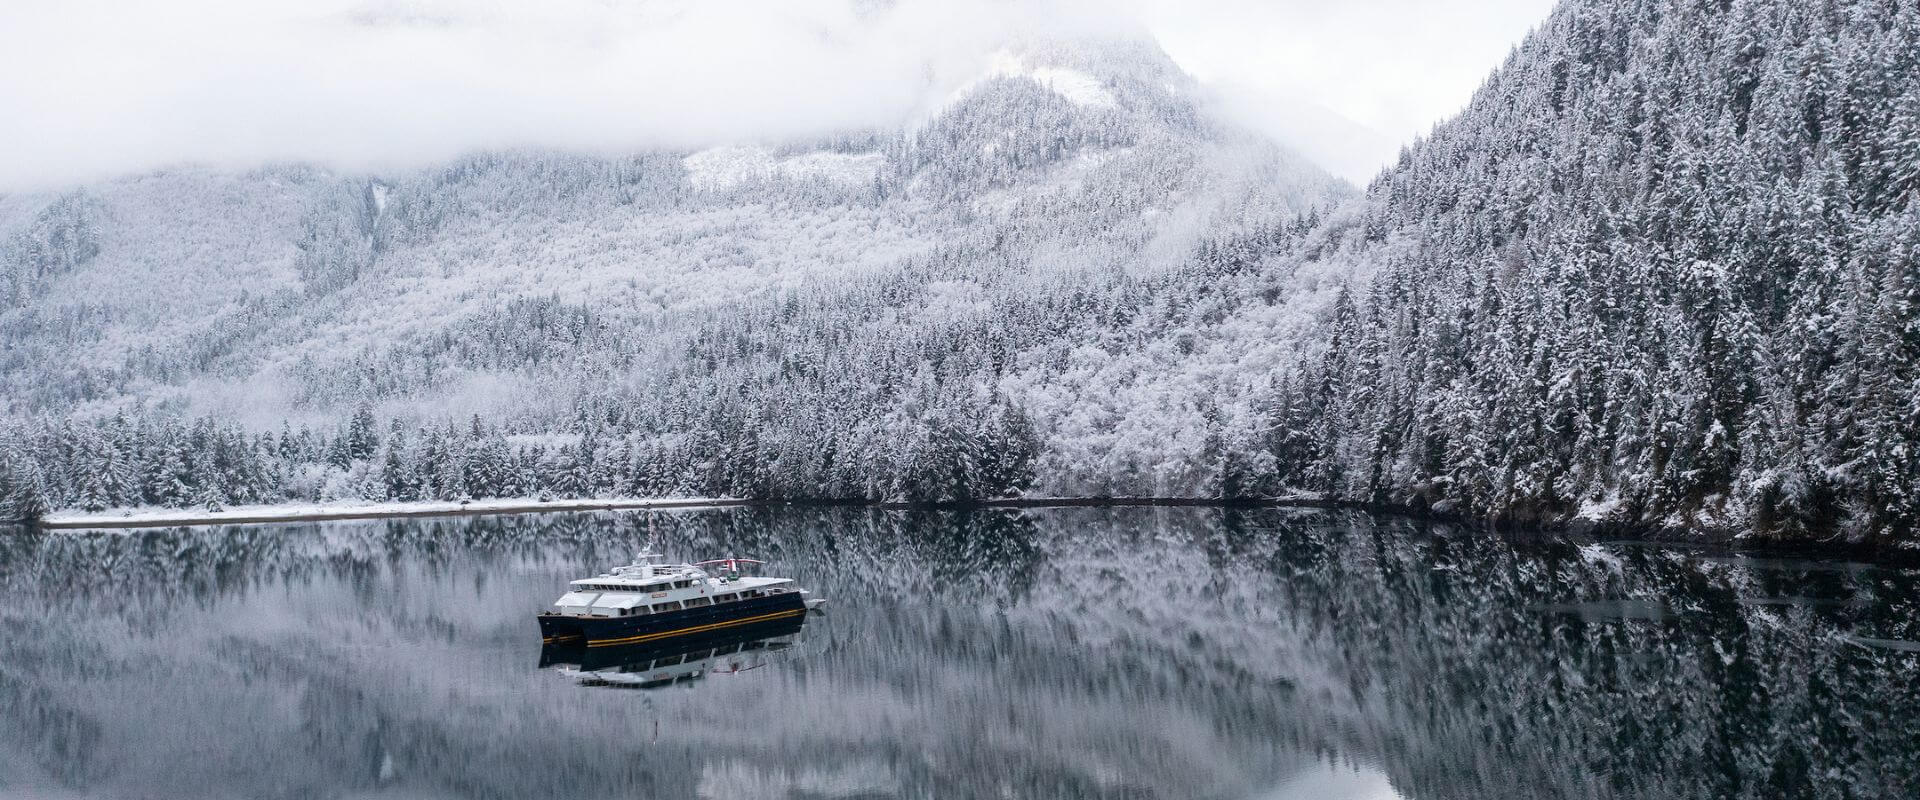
5 0 1919 543
0 38 1350 514
1268 0 1920 539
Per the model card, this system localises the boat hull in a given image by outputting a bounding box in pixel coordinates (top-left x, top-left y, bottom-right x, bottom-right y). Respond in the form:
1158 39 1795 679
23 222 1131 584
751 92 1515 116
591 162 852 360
539 616 806 672
536 591 808 648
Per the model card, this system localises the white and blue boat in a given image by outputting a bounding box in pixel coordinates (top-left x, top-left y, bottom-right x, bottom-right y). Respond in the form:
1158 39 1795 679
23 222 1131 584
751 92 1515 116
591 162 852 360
536 550 824 648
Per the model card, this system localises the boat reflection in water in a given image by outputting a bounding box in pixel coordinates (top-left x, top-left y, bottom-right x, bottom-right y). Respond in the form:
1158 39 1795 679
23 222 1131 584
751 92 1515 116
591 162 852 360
539 614 808 690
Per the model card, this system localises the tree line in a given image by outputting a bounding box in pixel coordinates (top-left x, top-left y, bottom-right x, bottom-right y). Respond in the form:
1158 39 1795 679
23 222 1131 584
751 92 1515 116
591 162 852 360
0 398 1041 519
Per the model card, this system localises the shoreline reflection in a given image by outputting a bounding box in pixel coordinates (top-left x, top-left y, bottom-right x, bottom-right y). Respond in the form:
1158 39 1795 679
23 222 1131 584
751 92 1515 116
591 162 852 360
1 507 1917 799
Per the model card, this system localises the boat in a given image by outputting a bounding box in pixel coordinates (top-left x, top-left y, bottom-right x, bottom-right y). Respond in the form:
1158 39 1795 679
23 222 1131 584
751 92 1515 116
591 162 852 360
536 550 825 648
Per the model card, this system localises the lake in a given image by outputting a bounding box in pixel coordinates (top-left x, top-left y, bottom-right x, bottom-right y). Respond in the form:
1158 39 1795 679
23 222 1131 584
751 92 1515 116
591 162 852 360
2 507 1917 799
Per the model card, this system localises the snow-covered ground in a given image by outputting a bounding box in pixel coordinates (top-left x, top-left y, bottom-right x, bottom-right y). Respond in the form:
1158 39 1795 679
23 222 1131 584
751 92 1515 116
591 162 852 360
39 496 745 530
683 144 887 192
1 32 1353 512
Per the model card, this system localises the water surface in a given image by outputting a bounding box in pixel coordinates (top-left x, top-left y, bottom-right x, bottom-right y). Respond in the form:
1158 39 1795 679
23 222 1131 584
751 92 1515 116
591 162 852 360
1 508 1916 799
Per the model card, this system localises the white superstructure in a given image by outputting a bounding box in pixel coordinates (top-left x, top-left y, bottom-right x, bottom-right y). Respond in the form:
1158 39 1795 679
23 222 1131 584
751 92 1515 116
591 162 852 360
549 550 811 619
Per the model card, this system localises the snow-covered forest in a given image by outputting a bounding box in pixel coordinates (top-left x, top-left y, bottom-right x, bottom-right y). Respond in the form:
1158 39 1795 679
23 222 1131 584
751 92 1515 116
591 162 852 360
1270 0 1920 539
0 39 1348 514
4 0 1920 541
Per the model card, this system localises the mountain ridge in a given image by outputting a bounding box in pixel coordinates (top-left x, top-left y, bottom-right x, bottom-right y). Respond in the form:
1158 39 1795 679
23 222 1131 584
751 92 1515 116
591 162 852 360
8 1 1919 543
0 32 1352 513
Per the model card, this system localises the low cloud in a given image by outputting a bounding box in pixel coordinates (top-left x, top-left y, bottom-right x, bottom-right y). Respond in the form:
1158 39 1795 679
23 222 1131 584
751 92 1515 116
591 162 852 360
1138 0 1555 183
0 0 1125 190
0 0 1550 191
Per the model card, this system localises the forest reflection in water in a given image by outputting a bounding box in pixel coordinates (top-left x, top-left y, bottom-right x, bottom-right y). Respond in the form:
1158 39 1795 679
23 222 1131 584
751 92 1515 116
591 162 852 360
1 507 1917 799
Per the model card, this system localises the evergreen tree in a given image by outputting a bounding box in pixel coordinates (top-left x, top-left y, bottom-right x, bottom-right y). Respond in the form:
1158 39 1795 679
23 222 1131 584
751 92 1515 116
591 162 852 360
346 403 379 462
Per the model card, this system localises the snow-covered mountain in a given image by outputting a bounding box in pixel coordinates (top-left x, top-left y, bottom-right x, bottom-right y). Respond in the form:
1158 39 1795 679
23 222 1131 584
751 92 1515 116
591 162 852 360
0 35 1350 510
9 0 1919 543
1256 0 1920 539
4 39 1328 411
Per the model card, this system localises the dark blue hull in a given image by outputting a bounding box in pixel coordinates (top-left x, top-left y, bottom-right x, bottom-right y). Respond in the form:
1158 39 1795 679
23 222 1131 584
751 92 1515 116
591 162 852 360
536 592 808 648
539 617 806 672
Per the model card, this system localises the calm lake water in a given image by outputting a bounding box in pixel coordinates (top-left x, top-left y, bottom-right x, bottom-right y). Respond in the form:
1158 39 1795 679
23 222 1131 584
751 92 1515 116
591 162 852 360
2 507 1918 799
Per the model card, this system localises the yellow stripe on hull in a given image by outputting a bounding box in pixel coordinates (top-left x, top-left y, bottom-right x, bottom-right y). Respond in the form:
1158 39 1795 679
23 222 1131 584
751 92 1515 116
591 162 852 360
585 608 806 648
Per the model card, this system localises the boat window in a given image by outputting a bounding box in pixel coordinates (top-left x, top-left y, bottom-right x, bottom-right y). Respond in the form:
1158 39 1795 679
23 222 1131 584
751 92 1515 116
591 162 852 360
715 594 737 603
654 601 681 612
686 597 711 607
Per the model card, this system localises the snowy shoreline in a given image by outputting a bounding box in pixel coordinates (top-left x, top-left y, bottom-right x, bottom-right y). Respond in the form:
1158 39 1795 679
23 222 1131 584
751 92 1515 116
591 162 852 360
35 497 751 530
29 496 1914 564
31 495 1330 531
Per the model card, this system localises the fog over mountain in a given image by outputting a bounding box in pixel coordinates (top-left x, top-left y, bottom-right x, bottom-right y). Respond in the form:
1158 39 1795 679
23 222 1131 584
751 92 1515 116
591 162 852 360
0 0 1550 188
4 0 1918 544
0 32 1351 511
0 0 1117 189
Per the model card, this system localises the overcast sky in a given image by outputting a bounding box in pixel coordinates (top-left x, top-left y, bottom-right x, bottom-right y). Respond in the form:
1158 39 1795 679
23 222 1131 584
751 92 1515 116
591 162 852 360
0 0 1555 191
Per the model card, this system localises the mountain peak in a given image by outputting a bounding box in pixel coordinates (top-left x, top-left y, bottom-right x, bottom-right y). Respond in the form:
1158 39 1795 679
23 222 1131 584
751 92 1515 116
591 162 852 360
932 33 1193 112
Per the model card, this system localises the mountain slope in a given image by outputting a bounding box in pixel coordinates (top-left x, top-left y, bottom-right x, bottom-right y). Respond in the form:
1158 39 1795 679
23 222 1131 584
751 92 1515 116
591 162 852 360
12 1 1914 543
1263 0 1920 539
0 37 1351 512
